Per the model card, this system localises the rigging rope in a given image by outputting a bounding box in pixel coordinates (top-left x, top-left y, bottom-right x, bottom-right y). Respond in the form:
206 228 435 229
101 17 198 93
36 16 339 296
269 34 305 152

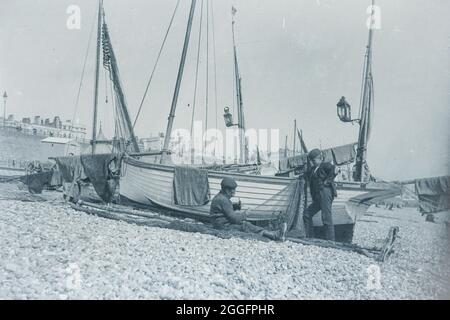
189 0 205 139
132 0 181 129
65 10 97 156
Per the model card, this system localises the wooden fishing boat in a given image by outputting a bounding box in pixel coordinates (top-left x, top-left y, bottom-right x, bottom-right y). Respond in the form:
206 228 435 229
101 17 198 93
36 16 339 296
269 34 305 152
118 155 398 242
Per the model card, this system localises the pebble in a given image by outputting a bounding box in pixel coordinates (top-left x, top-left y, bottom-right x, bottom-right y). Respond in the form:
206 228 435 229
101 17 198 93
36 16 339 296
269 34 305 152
0 183 449 299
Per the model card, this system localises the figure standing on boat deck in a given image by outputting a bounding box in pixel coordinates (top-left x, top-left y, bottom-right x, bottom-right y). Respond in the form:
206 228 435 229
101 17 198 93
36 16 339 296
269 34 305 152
210 177 287 241
303 148 339 241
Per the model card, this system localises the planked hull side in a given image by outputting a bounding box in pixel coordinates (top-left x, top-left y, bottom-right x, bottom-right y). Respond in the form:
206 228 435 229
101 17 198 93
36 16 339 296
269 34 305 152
120 157 373 227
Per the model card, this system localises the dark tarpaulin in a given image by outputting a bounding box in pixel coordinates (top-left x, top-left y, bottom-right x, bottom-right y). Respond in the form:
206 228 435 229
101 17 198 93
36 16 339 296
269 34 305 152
55 156 81 183
323 149 334 163
55 154 117 203
173 166 210 206
417 195 450 214
284 178 306 236
415 176 450 213
332 143 357 165
280 143 357 172
50 169 63 187
55 156 88 184
20 171 53 194
279 154 307 171
287 154 307 168
80 154 118 203
415 176 450 195
56 156 88 203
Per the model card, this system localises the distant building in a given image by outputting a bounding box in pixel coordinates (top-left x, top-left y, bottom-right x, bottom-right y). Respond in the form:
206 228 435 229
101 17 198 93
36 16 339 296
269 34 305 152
1 114 87 141
140 133 164 151
53 116 62 129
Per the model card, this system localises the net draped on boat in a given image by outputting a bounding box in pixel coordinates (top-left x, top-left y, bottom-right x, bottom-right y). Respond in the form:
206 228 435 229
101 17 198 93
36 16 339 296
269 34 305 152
244 178 307 235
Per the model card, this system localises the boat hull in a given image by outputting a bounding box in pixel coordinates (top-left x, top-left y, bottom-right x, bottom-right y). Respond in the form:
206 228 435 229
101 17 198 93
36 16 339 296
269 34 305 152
119 157 382 241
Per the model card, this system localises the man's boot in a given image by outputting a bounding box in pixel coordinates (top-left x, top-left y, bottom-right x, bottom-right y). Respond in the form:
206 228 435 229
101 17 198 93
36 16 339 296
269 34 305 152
303 215 315 238
261 223 287 242
324 225 335 242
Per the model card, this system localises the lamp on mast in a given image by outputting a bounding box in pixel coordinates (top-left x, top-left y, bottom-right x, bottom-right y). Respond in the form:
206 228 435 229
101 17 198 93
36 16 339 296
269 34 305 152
336 96 359 124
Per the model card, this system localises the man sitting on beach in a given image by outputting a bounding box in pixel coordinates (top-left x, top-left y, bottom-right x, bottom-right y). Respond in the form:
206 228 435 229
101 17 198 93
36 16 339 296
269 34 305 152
210 177 287 241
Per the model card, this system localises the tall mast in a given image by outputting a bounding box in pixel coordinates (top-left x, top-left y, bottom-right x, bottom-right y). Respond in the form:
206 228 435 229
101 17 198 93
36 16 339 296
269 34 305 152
284 135 288 158
293 119 297 156
204 0 210 164
162 0 197 156
355 0 375 182
232 7 247 164
91 0 103 154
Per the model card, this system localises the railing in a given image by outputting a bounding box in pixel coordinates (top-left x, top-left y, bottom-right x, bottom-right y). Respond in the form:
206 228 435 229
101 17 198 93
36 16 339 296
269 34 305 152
0 157 28 171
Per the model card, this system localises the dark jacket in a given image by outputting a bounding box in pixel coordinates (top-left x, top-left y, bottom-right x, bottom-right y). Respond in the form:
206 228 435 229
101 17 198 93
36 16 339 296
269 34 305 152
307 162 338 201
210 191 245 227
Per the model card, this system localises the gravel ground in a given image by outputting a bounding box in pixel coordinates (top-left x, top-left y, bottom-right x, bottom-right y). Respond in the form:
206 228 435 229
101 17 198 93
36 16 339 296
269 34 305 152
0 183 449 300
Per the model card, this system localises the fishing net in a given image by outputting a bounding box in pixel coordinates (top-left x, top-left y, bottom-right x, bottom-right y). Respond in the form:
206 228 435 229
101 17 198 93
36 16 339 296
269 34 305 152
245 178 306 236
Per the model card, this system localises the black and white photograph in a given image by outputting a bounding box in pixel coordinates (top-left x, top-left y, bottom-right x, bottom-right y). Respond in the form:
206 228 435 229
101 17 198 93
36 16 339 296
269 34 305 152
0 0 449 303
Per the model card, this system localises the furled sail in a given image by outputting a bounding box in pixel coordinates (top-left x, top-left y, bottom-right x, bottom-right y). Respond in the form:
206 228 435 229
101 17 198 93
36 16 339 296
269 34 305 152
101 16 140 153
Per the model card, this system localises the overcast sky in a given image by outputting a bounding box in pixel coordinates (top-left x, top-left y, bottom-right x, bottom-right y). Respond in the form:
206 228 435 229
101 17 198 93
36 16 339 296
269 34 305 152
1 0 449 180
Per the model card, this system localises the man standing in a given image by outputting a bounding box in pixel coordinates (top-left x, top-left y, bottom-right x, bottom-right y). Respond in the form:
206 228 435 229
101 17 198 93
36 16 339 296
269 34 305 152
303 149 339 241
210 177 287 241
